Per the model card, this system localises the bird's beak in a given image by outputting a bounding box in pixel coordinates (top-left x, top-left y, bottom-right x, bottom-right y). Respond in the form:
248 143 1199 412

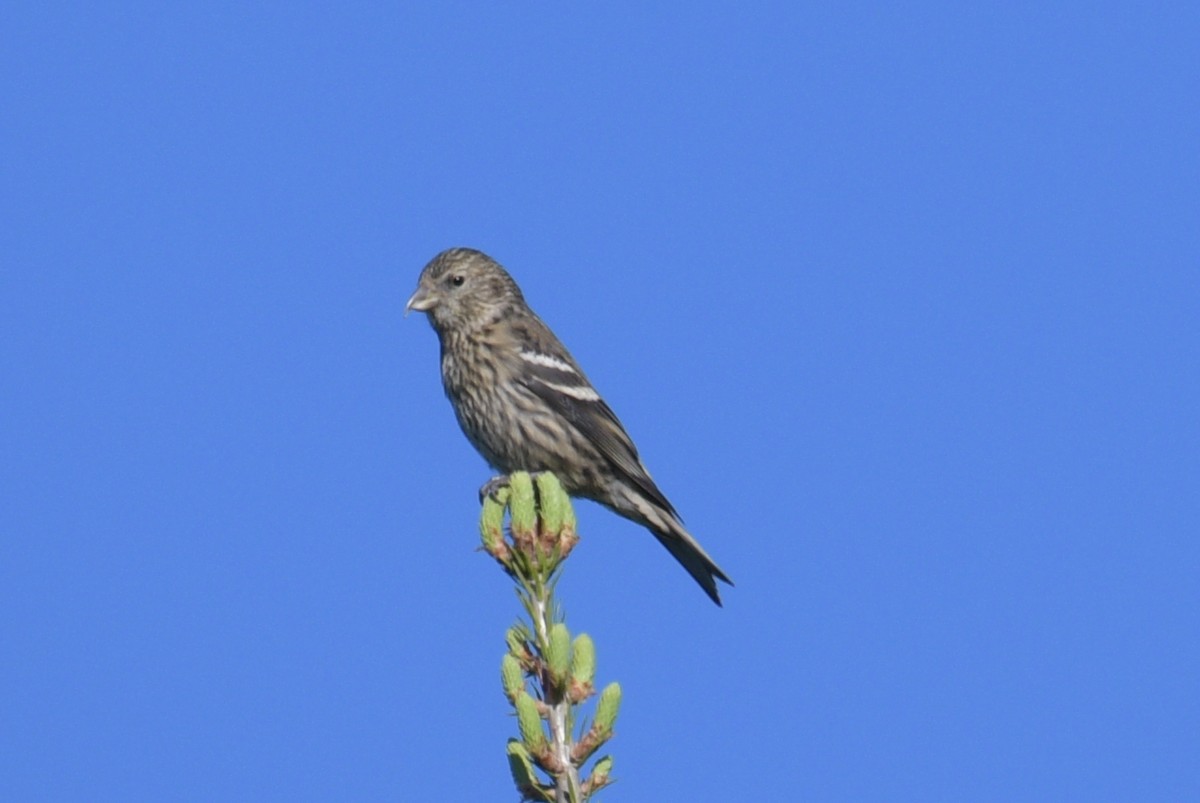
405 286 437 316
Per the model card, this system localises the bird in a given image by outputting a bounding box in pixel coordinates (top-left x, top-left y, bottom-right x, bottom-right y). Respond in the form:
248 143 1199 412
405 247 732 605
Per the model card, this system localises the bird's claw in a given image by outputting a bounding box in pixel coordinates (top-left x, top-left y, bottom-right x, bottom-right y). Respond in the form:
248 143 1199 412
478 472 547 505
479 475 512 505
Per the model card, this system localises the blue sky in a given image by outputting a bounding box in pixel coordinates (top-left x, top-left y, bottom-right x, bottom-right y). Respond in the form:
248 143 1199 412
2 3 1197 800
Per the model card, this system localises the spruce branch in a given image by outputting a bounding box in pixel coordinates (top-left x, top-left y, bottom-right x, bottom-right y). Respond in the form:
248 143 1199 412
481 472 619 802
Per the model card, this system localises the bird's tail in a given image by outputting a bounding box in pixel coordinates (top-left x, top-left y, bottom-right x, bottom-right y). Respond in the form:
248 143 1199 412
605 482 733 605
651 515 733 606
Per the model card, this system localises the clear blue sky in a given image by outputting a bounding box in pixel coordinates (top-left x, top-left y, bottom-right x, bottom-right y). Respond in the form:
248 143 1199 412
2 4 1197 800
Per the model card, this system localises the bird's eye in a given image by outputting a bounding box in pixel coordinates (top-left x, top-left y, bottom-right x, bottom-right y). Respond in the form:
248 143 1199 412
450 274 465 287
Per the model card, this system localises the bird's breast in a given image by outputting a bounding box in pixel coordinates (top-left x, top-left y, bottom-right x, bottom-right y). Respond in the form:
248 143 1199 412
437 333 606 493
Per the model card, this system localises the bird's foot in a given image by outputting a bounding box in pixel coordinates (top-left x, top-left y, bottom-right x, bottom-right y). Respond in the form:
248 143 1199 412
478 472 546 504
479 475 512 505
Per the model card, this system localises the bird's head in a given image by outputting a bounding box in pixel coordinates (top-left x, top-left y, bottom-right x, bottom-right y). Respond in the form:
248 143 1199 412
406 247 525 334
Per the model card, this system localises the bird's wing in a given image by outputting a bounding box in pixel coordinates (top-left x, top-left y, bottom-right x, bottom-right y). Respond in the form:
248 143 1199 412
516 354 679 518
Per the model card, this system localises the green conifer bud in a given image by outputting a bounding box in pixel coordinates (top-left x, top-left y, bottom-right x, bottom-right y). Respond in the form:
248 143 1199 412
479 493 507 551
545 623 571 684
590 755 613 786
594 682 622 735
508 472 536 537
505 739 543 797
534 472 566 534
501 654 523 701
570 634 595 687
505 626 527 659
562 507 576 537
515 691 546 752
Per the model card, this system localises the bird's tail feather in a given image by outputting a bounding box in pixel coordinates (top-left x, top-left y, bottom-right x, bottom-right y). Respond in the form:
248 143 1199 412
607 485 733 605
652 516 733 606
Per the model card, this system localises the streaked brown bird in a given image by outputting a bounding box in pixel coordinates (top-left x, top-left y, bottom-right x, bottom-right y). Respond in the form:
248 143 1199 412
406 247 732 604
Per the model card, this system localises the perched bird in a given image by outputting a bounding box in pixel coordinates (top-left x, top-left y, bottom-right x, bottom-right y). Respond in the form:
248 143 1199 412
406 247 732 605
